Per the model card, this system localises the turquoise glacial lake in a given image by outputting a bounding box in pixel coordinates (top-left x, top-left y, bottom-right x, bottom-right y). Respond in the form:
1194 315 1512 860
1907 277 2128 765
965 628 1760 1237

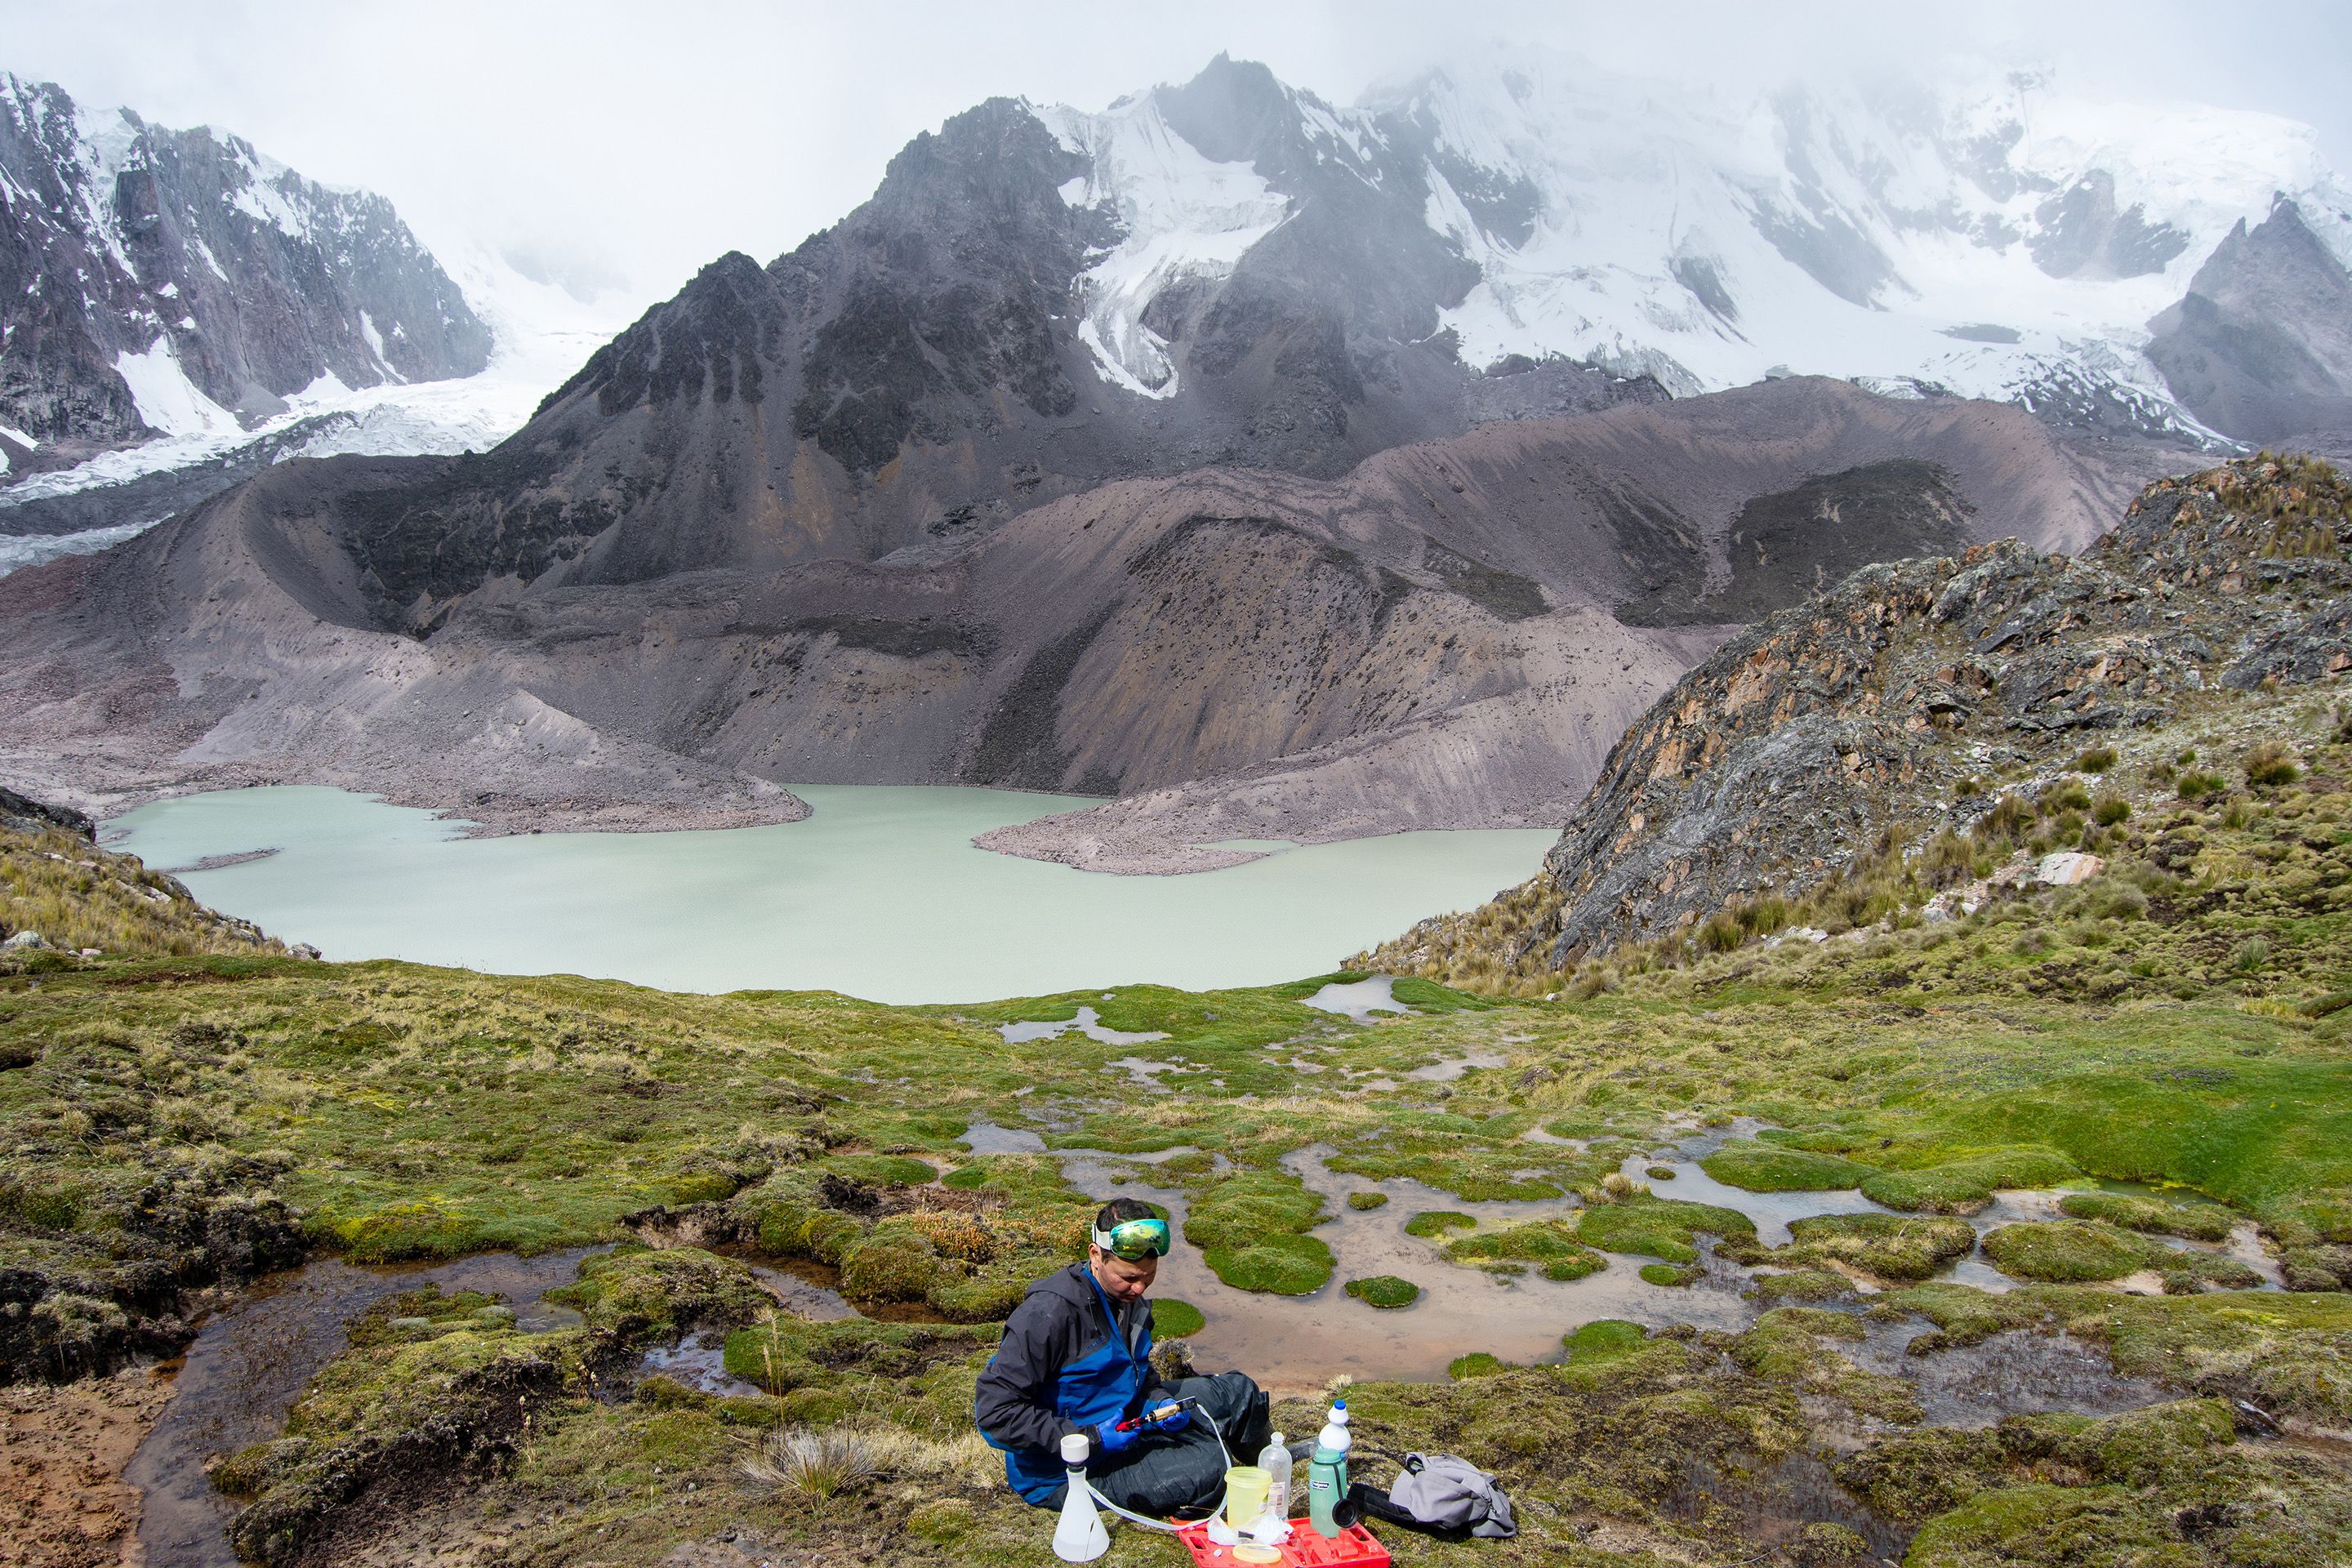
104 786 1553 1004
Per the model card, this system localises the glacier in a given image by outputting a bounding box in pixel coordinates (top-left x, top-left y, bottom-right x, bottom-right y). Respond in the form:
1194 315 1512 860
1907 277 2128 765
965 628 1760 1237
1027 48 2352 441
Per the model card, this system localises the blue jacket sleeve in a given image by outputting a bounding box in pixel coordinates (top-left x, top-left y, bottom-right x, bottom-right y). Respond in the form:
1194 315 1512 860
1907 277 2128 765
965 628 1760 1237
973 1291 1076 1454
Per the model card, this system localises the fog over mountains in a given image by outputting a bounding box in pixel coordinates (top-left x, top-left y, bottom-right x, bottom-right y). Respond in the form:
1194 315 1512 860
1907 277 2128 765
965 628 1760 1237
3 49 2350 864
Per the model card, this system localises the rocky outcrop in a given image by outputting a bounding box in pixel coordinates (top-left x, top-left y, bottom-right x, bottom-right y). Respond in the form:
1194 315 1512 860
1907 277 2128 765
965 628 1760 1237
0 74 488 468
1364 453 2352 973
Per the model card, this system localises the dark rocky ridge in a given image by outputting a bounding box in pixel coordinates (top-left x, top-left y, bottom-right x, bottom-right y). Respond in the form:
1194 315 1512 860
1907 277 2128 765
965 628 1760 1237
0 379 2172 853
245 61 1671 621
1615 460 1976 627
0 74 488 469
1364 453 2352 975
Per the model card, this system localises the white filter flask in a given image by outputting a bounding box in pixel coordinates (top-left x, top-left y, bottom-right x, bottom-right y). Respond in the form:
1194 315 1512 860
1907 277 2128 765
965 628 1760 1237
1052 1432 1110 1562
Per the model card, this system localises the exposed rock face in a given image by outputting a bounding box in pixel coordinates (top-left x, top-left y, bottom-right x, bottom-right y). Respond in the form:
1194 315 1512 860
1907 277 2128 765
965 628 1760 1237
1615 459 1976 627
2146 199 2352 442
1364 454 2352 973
0 378 2171 849
0 74 488 468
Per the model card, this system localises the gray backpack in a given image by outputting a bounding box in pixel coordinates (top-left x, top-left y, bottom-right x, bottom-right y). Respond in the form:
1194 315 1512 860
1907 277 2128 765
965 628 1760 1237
1348 1451 1517 1540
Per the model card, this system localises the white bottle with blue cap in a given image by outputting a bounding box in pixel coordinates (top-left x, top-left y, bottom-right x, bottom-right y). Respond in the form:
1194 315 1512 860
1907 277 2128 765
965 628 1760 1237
1306 1398 1352 1537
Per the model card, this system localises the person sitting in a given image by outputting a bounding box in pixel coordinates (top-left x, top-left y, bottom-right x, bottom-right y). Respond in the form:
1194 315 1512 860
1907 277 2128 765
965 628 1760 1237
973 1197 1272 1515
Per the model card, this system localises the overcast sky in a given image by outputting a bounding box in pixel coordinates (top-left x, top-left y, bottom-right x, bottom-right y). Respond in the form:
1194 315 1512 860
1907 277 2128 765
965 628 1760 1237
10 0 2351 308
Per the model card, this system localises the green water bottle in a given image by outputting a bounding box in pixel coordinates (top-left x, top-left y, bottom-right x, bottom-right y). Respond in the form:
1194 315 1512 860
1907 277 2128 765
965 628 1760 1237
1306 1398 1351 1538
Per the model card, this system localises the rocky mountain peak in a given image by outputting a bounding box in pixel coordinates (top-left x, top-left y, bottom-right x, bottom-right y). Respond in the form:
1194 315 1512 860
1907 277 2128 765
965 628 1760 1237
1155 54 1306 171
2145 197 2352 442
0 72 489 471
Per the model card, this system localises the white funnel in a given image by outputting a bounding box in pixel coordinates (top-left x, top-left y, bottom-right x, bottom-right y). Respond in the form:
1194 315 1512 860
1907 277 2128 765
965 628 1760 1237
1053 1432 1110 1562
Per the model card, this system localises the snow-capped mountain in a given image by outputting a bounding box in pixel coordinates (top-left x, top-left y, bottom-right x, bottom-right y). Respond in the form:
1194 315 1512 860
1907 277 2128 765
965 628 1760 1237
0 74 492 468
1044 51 2352 446
11 50 2351 590
0 74 647 569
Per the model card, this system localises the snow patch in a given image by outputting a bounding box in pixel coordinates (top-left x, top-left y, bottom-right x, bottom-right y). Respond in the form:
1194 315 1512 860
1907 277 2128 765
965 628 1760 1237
0 518 159 577
113 336 240 439
1379 45 2346 437
7 250 643 510
1048 95 1290 398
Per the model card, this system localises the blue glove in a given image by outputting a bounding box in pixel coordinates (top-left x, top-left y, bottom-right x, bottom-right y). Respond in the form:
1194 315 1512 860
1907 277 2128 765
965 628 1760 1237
1146 1403 1192 1435
1091 1419 1139 1457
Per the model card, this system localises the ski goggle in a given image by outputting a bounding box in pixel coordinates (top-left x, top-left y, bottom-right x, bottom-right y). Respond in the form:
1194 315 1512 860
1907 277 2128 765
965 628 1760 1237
1091 1217 1171 1261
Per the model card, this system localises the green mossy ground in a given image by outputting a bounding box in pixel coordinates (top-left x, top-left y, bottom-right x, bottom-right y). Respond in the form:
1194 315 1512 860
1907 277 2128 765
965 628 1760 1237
2059 1189 2237 1241
1403 1209 1477 1238
1343 1274 1422 1308
1980 1218 2262 1289
1442 1219 1607 1281
1701 1139 1878 1192
1781 1213 1980 1281
1150 1298 1205 1339
1575 1195 1757 1264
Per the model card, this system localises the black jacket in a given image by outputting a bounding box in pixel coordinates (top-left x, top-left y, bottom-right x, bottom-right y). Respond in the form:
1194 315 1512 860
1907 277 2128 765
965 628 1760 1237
973 1263 1158 1454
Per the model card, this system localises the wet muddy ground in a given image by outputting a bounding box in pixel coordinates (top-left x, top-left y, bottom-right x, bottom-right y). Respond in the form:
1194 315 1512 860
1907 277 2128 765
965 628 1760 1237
0 1367 172 1568
123 1249 598 1568
969 1114 2291 1396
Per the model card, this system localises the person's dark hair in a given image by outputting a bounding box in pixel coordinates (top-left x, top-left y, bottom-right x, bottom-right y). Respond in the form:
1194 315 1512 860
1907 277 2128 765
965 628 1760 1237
1095 1197 1158 1232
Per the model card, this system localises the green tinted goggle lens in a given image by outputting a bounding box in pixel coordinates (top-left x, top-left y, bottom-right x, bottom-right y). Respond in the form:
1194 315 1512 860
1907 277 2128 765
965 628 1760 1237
1094 1218 1170 1259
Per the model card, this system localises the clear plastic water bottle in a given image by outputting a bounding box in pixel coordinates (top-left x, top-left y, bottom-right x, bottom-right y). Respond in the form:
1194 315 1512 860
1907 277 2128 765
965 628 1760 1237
1256 1430 1293 1523
1306 1399 1351 1538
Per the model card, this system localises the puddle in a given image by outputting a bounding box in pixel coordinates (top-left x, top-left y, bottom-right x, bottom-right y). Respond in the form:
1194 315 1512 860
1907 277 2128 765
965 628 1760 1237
958 1120 1048 1155
1666 1450 1911 1564
960 1120 1210 1169
1616 1145 1898 1250
1405 1051 1508 1082
1942 1258 2021 1293
1022 1114 2282 1403
1847 1325 2168 1428
747 1260 859 1322
1106 1056 1182 1088
639 1330 762 1396
2216 1223 2287 1289
127 1248 599 1568
750 1254 949 1325
1301 976 1409 1021
998 1006 1170 1045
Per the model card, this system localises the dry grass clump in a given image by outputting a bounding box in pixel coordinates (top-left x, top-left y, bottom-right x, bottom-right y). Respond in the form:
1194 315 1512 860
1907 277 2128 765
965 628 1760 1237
741 1426 882 1498
738 1423 995 1498
1 823 287 959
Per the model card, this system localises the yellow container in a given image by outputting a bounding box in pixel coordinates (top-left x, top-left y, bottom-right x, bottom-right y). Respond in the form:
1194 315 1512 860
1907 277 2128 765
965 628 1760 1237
1220 1465 1272 1530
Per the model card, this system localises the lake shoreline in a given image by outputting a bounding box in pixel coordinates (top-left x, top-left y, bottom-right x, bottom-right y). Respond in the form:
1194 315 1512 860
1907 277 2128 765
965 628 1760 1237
104 784 1556 1004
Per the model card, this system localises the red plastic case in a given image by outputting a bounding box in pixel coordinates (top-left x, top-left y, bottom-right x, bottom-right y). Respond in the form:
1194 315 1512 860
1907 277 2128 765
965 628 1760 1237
1174 1519 1391 1567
